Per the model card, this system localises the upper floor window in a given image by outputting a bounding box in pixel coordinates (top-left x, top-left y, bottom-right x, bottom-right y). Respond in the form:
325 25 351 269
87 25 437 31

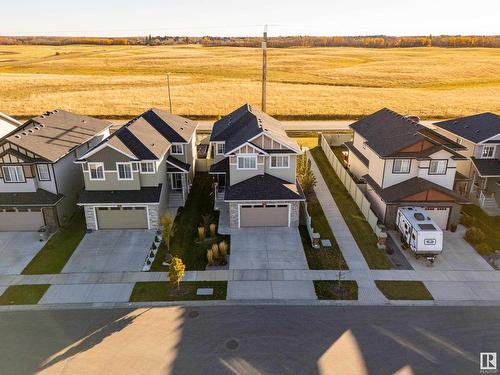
117 163 133 180
216 143 225 155
482 146 495 158
140 162 155 174
392 159 411 174
171 144 184 155
237 155 257 170
36 164 50 181
429 160 447 175
456 138 463 145
88 162 104 180
270 155 290 168
2 165 25 183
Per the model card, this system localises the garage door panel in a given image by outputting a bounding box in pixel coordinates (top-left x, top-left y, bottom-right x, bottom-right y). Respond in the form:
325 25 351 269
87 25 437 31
0 212 44 231
422 207 449 230
240 206 289 227
96 207 148 230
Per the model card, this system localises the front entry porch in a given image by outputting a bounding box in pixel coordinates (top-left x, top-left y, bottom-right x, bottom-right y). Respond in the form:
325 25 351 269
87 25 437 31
470 175 500 216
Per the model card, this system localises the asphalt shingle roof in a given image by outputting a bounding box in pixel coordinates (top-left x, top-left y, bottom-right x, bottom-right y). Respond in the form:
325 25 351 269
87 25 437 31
224 174 305 201
0 189 63 207
471 158 500 177
433 113 500 143
79 185 163 204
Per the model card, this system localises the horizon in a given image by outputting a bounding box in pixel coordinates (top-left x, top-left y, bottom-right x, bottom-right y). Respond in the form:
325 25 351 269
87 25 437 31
2 0 499 37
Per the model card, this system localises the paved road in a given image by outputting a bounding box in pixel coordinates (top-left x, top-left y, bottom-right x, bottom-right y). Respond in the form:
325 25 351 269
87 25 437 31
1 306 498 374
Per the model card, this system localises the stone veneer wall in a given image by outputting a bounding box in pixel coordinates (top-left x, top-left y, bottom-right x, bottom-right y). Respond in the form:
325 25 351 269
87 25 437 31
229 201 300 228
84 206 97 230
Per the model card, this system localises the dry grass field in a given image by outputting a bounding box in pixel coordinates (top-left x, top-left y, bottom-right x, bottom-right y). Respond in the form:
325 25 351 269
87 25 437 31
0 44 499 119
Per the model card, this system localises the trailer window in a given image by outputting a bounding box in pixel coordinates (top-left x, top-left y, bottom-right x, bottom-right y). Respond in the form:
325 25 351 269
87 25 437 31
412 234 416 240
424 239 436 245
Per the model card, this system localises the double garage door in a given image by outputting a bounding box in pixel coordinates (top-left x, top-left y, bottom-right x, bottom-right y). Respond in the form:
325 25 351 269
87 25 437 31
96 206 148 230
239 204 289 227
0 209 45 231
421 207 450 230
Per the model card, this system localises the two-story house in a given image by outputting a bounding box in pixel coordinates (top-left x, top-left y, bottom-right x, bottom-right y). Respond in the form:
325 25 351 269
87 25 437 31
76 108 197 230
433 112 500 215
209 104 304 228
0 110 111 231
345 108 469 230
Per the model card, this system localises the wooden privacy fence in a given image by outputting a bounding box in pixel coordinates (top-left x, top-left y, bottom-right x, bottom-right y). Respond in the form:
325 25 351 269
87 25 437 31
320 134 385 237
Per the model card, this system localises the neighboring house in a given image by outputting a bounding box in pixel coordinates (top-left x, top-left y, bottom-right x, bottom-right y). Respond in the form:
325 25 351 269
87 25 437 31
209 104 304 228
76 108 197 230
0 110 111 231
345 108 469 230
433 112 500 215
0 112 21 138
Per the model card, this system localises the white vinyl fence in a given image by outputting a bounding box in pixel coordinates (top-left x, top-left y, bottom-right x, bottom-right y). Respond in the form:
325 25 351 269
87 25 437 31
320 134 385 237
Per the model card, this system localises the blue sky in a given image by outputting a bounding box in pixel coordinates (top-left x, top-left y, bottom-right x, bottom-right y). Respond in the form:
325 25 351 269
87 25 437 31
3 0 499 36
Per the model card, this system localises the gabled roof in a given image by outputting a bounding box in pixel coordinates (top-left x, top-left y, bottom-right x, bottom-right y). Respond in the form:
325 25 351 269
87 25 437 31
433 113 500 143
4 110 111 162
224 174 305 201
349 108 464 158
364 175 468 204
166 155 190 173
79 108 197 161
210 104 299 153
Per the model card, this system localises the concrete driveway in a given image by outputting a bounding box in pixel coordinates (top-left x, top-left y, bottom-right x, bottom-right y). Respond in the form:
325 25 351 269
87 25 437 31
0 232 46 275
229 227 309 270
62 230 156 273
388 225 493 271
227 227 315 300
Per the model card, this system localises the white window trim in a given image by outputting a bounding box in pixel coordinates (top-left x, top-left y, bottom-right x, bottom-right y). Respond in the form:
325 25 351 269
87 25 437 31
36 164 51 181
171 144 184 155
215 143 225 155
236 155 258 170
270 155 290 169
116 162 133 181
482 145 496 159
140 161 156 174
88 162 105 181
2 165 25 183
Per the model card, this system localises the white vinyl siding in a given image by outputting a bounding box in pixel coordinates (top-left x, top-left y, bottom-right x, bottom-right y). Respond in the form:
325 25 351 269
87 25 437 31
36 164 50 181
237 155 257 170
270 155 290 168
392 159 411 173
88 162 104 180
117 163 133 180
2 165 25 182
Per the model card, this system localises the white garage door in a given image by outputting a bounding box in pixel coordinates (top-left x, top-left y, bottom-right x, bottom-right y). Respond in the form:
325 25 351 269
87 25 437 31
422 207 450 230
96 206 148 230
0 209 45 231
239 204 289 227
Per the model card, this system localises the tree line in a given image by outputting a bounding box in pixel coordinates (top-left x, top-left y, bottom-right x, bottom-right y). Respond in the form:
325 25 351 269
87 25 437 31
0 35 498 48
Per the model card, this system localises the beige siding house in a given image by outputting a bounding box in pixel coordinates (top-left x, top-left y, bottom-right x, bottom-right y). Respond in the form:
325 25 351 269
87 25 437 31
432 113 500 215
209 104 304 228
0 110 111 231
345 108 469 230
76 108 197 230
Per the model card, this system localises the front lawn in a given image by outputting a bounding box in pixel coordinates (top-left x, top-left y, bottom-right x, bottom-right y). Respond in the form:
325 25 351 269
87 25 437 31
461 205 500 255
22 211 86 275
314 280 358 300
129 281 227 302
310 147 392 269
301 193 347 270
151 173 229 271
375 280 433 300
0 284 50 305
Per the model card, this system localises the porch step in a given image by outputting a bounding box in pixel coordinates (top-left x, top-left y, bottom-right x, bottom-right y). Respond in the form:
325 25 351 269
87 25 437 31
482 198 499 208
167 192 184 208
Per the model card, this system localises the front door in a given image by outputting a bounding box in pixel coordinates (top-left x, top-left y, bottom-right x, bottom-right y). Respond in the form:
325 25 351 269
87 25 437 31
170 173 183 190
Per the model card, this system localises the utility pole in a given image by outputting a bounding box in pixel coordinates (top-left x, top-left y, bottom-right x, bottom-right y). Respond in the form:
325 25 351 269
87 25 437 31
166 73 172 113
261 24 268 112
